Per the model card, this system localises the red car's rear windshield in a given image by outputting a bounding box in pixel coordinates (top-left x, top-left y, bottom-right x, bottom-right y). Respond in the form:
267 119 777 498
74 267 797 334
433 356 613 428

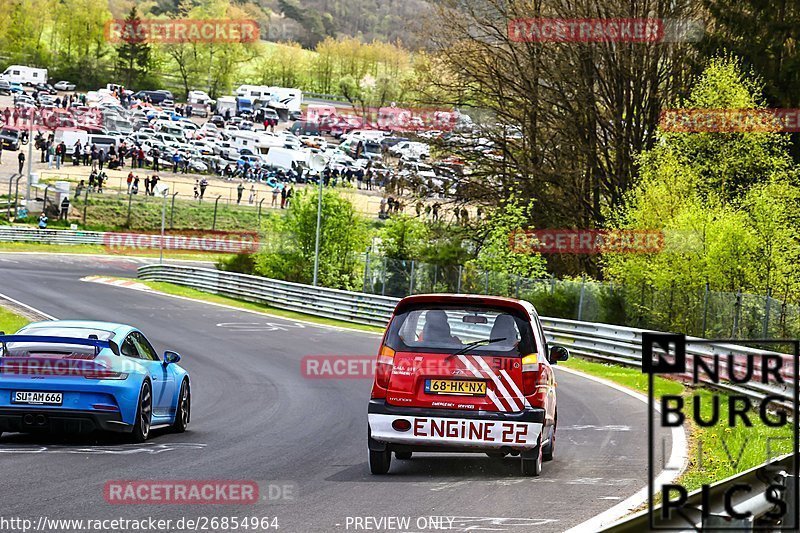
384 306 535 357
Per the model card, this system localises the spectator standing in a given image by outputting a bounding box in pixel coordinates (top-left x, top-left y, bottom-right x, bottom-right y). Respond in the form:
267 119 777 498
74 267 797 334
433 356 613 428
98 149 105 171
237 182 245 204
82 142 90 166
150 175 159 195
249 185 255 204
90 145 98 170
199 178 208 200
271 184 280 207
97 172 105 193
286 187 294 207
280 186 287 209
144 175 152 196
18 151 25 174
137 147 145 169
73 141 81 165
127 172 134 193
193 180 199 199
74 180 85 199
38 212 48 229
151 147 160 171
46 141 55 169
172 152 180 173
132 176 139 195
59 196 70 221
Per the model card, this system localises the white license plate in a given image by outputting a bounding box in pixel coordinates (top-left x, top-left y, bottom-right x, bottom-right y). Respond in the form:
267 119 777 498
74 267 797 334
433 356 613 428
12 391 63 405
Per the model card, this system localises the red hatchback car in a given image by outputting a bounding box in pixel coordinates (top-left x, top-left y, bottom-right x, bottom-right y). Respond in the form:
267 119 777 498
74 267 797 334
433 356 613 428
368 294 569 476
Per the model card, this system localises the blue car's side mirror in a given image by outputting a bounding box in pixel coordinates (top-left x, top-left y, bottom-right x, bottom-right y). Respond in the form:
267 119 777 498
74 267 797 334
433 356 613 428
163 351 181 365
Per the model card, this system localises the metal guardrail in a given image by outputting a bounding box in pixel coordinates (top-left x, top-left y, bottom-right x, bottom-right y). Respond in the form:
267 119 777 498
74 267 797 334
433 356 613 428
0 226 105 245
136 264 798 530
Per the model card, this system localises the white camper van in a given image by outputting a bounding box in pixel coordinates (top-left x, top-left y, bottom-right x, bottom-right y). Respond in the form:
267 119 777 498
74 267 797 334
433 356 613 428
0 65 48 85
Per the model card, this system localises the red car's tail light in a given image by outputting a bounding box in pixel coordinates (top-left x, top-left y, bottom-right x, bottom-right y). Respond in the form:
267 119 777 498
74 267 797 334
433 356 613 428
375 345 395 389
521 354 547 407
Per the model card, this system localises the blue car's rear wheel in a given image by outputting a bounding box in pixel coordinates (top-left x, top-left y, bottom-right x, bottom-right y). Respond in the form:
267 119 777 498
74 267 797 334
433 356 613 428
130 381 152 443
171 380 190 433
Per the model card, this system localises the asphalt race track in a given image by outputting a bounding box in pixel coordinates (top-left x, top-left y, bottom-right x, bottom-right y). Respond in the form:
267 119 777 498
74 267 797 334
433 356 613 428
0 254 672 533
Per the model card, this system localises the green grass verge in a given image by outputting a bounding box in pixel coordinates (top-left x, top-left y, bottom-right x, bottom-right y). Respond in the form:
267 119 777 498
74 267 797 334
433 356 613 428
137 280 385 334
0 306 30 333
0 241 232 262
562 357 793 492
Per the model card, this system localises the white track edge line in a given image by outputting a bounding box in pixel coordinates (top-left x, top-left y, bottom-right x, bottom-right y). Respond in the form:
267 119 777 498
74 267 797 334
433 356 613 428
557 365 688 532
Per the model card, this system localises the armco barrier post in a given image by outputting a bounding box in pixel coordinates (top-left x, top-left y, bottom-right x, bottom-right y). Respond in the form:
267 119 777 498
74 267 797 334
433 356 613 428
257 198 265 228
732 289 742 338
13 175 23 218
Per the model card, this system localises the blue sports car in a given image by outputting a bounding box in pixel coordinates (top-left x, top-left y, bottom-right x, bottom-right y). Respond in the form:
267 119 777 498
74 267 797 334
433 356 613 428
0 321 190 442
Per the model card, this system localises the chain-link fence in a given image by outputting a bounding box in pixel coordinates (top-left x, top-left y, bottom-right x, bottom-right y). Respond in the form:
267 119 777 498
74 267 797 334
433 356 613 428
360 255 800 340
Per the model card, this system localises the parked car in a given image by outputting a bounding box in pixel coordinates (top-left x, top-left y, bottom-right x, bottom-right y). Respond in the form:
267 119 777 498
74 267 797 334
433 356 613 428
33 83 57 95
53 80 76 91
0 80 11 95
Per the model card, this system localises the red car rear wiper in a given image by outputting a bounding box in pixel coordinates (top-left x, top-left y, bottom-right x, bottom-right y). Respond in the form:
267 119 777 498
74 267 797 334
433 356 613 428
446 338 507 360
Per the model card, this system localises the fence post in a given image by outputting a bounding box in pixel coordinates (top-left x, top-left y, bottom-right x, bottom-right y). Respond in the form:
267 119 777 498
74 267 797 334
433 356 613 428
212 195 222 231
82 185 90 225
257 198 265 228
381 256 387 296
457 265 463 294
170 192 178 229
7 173 18 219
577 275 586 321
762 287 772 338
732 289 742 338
409 260 415 296
702 282 709 337
667 280 675 325
126 191 133 228
363 250 370 293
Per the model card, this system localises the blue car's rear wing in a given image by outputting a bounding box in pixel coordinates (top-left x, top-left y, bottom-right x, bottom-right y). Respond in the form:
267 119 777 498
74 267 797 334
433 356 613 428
0 335 120 356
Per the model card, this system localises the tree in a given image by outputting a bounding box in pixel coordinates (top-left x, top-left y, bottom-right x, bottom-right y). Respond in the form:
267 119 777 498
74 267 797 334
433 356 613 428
255 189 369 290
115 6 153 88
604 58 800 304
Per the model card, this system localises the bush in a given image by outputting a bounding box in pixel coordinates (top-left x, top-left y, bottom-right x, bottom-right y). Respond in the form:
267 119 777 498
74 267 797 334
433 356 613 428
217 253 256 275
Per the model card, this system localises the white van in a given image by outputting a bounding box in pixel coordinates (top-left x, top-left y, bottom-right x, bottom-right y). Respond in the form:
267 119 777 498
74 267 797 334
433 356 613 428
54 128 89 155
264 147 310 171
0 65 47 85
